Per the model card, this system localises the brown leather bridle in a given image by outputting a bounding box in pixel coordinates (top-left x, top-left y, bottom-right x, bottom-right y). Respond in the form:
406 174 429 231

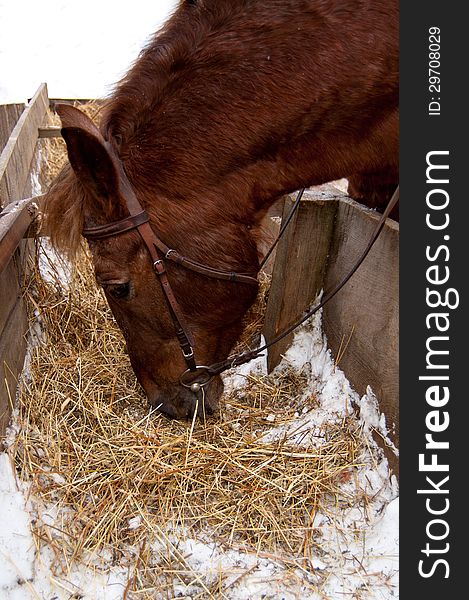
82 143 399 394
82 145 259 388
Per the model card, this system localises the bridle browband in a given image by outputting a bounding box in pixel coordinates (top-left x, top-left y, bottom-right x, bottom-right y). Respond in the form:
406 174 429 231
82 146 399 393
83 209 258 286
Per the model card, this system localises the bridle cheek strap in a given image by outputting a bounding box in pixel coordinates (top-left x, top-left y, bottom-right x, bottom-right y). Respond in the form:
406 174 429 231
82 194 200 373
137 220 197 371
82 151 258 376
84 214 198 372
83 208 257 375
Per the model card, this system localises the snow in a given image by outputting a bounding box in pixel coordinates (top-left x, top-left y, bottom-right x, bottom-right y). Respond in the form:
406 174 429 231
0 454 35 593
0 457 129 599
223 336 268 393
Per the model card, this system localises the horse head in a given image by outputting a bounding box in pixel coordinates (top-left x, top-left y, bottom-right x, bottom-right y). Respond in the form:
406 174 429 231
46 0 398 418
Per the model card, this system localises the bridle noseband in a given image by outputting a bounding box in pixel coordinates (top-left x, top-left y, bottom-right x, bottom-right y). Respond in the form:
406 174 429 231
82 145 399 394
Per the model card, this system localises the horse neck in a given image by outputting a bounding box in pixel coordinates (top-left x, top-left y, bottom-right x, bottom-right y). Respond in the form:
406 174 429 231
103 0 398 222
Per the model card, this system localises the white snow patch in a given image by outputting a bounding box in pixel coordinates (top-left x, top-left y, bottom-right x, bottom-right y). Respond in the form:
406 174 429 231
359 386 399 457
222 335 268 393
0 454 35 593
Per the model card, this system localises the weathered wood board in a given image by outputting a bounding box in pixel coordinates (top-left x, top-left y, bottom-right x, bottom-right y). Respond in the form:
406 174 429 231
257 197 284 276
263 187 340 366
0 84 48 209
0 258 28 436
0 104 24 152
0 84 49 442
0 196 42 276
0 256 22 336
263 188 399 474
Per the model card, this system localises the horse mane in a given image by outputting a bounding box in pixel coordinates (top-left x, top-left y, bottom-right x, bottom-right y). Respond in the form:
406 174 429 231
45 164 86 259
100 1 249 145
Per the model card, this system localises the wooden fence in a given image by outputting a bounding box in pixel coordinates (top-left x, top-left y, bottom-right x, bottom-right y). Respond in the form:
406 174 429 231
0 84 49 439
263 186 399 474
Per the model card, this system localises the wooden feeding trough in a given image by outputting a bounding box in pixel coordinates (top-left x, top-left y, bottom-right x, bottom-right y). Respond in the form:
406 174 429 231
263 187 399 473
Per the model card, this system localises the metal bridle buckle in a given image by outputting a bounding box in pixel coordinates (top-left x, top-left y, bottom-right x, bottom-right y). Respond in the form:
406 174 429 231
182 346 194 360
180 365 212 393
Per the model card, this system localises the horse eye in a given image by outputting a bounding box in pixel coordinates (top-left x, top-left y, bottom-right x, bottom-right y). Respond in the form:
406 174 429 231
108 282 132 300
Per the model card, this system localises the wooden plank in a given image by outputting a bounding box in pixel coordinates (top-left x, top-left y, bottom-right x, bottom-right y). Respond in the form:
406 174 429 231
38 126 61 138
322 198 399 471
0 104 24 152
0 84 49 209
49 97 95 106
0 296 28 440
0 148 41 441
263 187 340 370
0 87 48 439
0 196 43 276
0 257 21 336
257 196 284 276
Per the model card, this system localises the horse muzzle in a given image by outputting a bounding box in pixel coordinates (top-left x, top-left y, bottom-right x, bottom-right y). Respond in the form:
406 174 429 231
147 376 223 419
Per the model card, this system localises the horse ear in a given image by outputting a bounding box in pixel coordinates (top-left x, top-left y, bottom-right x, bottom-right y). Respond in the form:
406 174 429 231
55 104 121 209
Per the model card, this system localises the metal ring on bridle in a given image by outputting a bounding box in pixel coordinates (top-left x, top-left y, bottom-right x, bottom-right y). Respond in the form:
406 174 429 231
180 365 212 392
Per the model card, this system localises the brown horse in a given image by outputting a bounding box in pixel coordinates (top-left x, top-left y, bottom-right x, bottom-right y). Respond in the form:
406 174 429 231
46 0 398 418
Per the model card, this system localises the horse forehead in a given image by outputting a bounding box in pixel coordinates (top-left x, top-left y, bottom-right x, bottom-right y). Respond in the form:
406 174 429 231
91 239 147 270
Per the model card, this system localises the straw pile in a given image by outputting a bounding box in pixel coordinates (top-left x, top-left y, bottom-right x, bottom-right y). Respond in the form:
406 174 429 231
13 245 361 578
9 105 363 594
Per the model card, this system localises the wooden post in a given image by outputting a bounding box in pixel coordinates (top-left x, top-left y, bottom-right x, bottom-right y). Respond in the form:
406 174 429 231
257 197 285 276
263 186 341 370
322 198 399 472
0 84 49 440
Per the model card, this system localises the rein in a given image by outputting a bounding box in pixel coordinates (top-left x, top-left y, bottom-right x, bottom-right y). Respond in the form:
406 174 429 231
82 150 399 393
202 186 399 385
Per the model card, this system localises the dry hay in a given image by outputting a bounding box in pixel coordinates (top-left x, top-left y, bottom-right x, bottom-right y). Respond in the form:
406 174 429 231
10 245 362 589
